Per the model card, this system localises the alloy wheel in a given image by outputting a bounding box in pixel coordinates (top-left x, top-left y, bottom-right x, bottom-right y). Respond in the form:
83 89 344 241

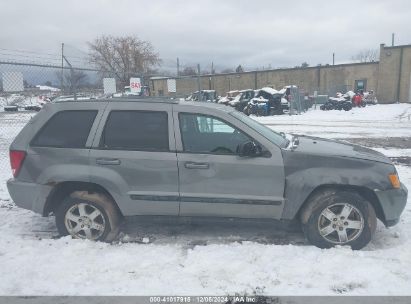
64 203 106 240
317 203 364 244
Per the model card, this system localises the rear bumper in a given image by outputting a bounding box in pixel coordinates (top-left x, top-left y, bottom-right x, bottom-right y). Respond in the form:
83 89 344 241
7 178 53 215
374 182 408 227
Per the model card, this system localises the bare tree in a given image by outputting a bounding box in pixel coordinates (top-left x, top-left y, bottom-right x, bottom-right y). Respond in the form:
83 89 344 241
221 68 234 73
180 66 197 76
351 49 379 63
88 35 161 87
235 65 244 73
56 70 88 94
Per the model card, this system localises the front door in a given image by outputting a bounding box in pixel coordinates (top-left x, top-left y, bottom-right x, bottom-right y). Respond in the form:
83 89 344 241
174 110 285 219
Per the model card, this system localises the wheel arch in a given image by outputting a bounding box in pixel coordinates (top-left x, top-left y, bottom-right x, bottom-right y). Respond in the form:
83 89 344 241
297 184 384 224
43 181 123 217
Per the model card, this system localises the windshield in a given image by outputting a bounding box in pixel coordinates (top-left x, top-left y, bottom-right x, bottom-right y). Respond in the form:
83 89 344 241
230 111 289 147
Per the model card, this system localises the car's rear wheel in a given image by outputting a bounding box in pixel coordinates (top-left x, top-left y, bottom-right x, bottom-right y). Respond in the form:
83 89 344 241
55 191 121 242
301 190 377 250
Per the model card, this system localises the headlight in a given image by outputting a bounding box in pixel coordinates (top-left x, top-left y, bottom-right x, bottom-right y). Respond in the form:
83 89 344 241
388 173 401 189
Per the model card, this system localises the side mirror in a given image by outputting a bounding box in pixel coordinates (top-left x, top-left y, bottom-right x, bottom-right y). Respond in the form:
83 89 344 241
237 141 262 157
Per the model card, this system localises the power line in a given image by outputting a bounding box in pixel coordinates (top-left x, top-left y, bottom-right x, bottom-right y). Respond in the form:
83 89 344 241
0 53 91 67
0 47 89 61
0 51 60 61
0 47 61 57
0 60 102 72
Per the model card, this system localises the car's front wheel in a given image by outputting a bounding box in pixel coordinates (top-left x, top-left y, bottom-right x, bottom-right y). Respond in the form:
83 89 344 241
55 191 121 242
301 190 377 250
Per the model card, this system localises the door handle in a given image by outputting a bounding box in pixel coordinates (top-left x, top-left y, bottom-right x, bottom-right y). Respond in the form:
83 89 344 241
96 158 121 165
184 162 209 169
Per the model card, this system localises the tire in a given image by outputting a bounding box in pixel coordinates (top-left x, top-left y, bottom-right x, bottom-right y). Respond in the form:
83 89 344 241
300 190 377 250
343 103 353 111
55 191 122 242
271 107 284 115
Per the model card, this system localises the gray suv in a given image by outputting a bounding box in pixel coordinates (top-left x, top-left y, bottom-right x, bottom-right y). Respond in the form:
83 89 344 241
7 98 408 249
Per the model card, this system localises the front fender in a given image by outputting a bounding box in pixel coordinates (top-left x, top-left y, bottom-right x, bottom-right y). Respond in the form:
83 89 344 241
281 151 394 219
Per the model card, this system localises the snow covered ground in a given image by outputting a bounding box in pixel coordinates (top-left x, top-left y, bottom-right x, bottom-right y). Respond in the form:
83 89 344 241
255 103 411 139
0 104 410 296
0 95 45 110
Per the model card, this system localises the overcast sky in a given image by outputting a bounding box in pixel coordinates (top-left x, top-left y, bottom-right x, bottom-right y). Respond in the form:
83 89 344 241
1 0 411 73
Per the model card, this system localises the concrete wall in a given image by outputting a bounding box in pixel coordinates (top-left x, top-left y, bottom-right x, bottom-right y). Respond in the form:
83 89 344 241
378 44 411 103
151 43 411 103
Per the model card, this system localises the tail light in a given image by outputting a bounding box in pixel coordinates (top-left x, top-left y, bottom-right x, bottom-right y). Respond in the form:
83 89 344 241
10 150 26 178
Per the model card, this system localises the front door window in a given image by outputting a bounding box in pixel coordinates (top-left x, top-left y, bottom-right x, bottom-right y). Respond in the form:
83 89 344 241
179 113 251 155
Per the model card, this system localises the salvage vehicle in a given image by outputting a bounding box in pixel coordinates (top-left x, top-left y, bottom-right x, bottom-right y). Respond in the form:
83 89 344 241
244 87 284 116
320 99 353 111
7 98 408 249
185 90 217 103
352 93 366 108
228 89 255 111
3 105 19 112
218 90 240 105
363 90 378 105
321 92 354 111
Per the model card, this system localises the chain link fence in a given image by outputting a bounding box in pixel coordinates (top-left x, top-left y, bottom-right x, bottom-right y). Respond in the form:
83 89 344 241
0 111 31 197
0 59 155 179
0 61 106 185
0 61 104 108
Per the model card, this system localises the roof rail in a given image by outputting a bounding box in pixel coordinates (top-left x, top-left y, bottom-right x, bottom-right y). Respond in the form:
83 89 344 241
53 96 180 104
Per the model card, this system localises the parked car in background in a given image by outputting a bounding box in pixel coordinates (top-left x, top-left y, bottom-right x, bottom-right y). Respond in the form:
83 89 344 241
23 105 42 112
3 105 19 112
185 90 218 102
52 94 94 102
7 98 408 249
2 94 49 112
244 87 284 116
218 90 240 105
228 89 255 111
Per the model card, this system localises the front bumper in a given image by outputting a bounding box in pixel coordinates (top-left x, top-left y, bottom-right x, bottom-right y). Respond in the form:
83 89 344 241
374 182 408 227
7 178 53 215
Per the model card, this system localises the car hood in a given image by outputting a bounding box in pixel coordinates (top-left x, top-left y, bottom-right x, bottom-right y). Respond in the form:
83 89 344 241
287 135 392 164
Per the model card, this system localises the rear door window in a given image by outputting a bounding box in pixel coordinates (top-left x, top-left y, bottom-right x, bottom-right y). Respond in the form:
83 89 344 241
31 110 97 148
100 111 169 151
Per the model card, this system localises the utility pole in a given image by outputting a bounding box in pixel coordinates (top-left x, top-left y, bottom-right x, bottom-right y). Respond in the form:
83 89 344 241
197 64 201 94
332 53 335 65
177 57 180 76
211 61 214 90
61 43 64 93
392 33 395 46
62 55 77 101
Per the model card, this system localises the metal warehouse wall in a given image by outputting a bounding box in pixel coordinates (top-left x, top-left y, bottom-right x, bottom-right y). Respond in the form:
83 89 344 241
151 43 411 103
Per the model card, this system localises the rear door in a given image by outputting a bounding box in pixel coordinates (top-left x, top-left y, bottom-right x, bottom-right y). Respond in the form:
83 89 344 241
174 105 285 219
89 102 179 216
17 103 104 188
